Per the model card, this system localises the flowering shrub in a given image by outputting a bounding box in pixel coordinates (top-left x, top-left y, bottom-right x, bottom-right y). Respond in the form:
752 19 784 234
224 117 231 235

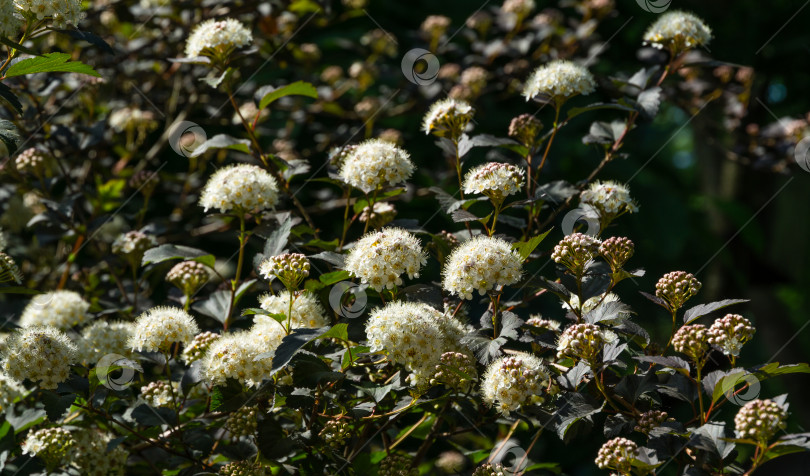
0 1 808 475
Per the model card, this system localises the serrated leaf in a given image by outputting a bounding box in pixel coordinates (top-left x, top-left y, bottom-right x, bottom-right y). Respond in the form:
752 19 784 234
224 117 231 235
141 244 215 268
258 81 318 109
192 289 231 324
635 355 690 373
451 209 479 223
318 323 349 341
189 134 251 158
512 228 551 260
683 299 749 324
429 186 463 213
584 300 633 324
637 87 662 118
534 180 578 205
265 328 329 378
553 393 604 441
319 270 350 285
257 216 293 265
5 53 100 78
309 251 345 268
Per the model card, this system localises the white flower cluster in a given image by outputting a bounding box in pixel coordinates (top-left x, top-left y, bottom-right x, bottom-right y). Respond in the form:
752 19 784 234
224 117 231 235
185 18 253 58
112 231 157 260
71 429 129 476
338 139 415 193
365 301 469 386
707 313 755 358
19 290 91 329
201 326 285 387
199 164 279 214
141 380 176 407
735 398 788 442
595 437 638 472
77 321 134 365
258 291 328 328
557 323 616 362
2 326 77 389
129 306 199 353
14 148 45 174
182 331 221 364
523 60 596 103
108 107 158 133
0 1 22 37
643 11 712 52
0 371 25 412
580 181 638 220
422 98 475 137
463 162 524 201
16 0 85 28
345 228 427 291
443 236 523 300
481 354 556 414
21 428 75 469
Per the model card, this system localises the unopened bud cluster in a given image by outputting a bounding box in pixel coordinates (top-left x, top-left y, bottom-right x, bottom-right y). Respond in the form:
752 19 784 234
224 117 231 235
422 98 474 139
557 323 613 363
595 437 638 473
167 260 209 296
599 236 634 271
472 463 507 476
672 324 709 361
15 148 46 175
552 233 600 275
734 399 787 442
226 406 259 437
359 202 396 229
431 351 477 390
0 253 23 284
526 316 561 332
708 314 755 357
141 381 176 407
218 461 271 476
634 410 670 434
379 452 418 476
21 428 75 470
508 113 543 147
129 170 159 195
112 231 157 263
655 271 701 311
319 419 351 448
182 331 221 364
259 253 310 289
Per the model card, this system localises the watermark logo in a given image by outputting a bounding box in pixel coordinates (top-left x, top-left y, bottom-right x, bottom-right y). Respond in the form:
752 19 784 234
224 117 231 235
168 121 207 157
721 371 761 406
794 137 810 173
490 439 527 475
561 205 600 236
636 0 672 13
329 281 368 319
96 353 142 390
401 48 440 86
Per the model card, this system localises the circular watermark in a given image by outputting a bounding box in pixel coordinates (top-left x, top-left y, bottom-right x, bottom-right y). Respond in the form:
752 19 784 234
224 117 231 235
636 0 672 13
794 137 810 173
328 281 368 319
168 121 207 157
401 48 440 86
490 439 527 475
561 205 600 236
721 372 761 406
96 353 141 391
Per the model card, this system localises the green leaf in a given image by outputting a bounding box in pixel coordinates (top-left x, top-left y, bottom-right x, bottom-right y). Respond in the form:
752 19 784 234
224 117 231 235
0 286 39 294
319 270 350 286
683 298 749 324
5 53 100 78
241 308 286 323
318 323 349 341
711 363 810 404
189 134 251 158
512 228 552 260
141 244 215 268
258 81 318 110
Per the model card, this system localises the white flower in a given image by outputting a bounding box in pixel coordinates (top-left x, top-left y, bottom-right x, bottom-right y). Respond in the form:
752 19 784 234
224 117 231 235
579 181 638 218
523 60 596 103
0 2 22 36
463 162 524 201
129 306 199 353
15 0 85 27
442 236 523 300
502 0 535 17
2 326 78 389
338 139 414 193
345 228 427 291
19 290 91 329
77 321 134 365
112 230 157 259
141 380 177 407
481 354 556 414
422 98 475 137
185 18 253 58
365 301 469 386
258 291 329 328
201 327 285 387
643 11 712 52
199 164 279 214
0 371 26 412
